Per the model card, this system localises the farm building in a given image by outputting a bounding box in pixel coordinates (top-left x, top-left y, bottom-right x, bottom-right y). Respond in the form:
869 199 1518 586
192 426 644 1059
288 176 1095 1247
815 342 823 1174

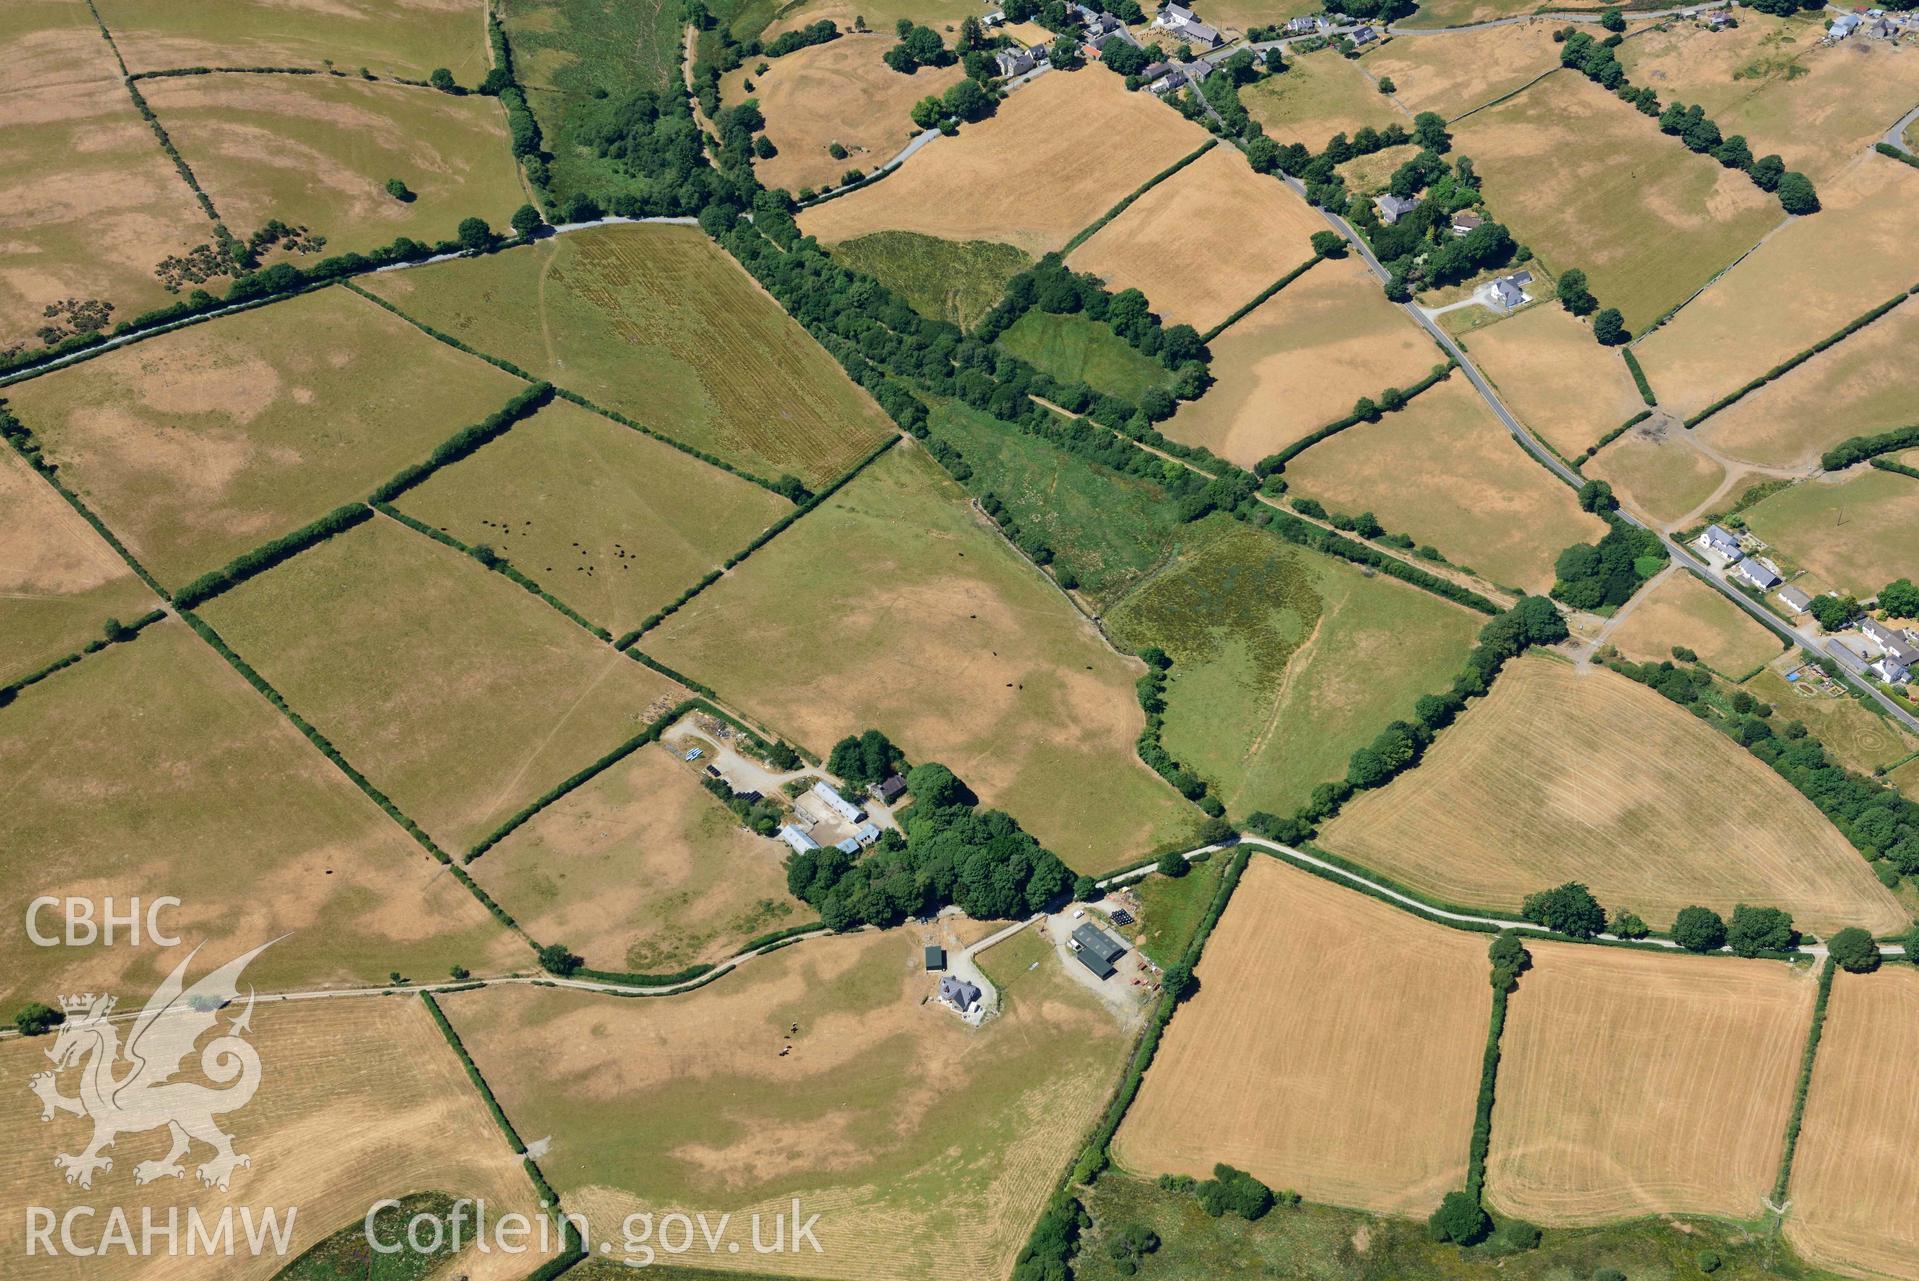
1695 525 1744 564
875 774 908 802
812 780 865 823
835 836 862 854
1731 557 1783 591
1777 585 1814 613
855 820 882 846
1830 12 1861 37
1071 922 1128 980
925 945 947 971
1153 3 1225 48
780 824 820 854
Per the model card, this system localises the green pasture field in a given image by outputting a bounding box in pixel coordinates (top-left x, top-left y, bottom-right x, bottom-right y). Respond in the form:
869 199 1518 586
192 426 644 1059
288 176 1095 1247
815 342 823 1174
361 223 897 487
466 744 801 974
646 444 1199 871
1075 1172 1847 1281
94 0 492 83
1126 851 1231 969
1241 48 1401 152
440 929 1129 1281
1742 468 1919 599
1451 70 1781 332
830 231 1032 330
995 310 1176 403
3 285 526 591
926 398 1192 612
196 516 685 853
0 619 517 1012
498 0 684 202
0 445 158 685
1105 517 1483 818
140 72 528 259
393 397 788 636
1397 0 1555 26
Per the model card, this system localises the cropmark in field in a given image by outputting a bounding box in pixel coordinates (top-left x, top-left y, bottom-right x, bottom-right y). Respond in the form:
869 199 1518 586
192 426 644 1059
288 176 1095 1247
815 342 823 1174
1361 21 1565 121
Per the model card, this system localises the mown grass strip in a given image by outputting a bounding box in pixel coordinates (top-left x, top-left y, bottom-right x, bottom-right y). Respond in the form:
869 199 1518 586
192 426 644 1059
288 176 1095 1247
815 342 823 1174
1620 348 1656 406
1772 957 1836 1206
1060 139 1220 256
1198 254 1322 345
1685 285 1917 429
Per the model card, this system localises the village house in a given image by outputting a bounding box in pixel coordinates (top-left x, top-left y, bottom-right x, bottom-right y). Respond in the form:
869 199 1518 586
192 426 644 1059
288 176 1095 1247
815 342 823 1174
1730 556 1783 591
874 773 907 803
1351 24 1378 43
938 975 983 1012
1153 2 1225 49
1695 524 1744 565
995 46 1041 77
1450 211 1484 236
1285 14 1318 33
1860 617 1918 683
1374 193 1421 224
1487 271 1533 310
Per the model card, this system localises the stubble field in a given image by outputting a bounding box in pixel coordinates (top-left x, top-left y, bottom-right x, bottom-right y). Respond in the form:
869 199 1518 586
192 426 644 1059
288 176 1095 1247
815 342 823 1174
93 0 492 83
362 223 897 487
440 929 1127 1281
1485 943 1815 1226
1114 854 1492 1217
646 444 1198 872
1455 303 1646 460
797 68 1212 257
1785 967 1919 1281
196 516 686 854
1320 656 1906 933
0 996 555 1281
1280 374 1609 592
2 285 527 590
1067 144 1325 334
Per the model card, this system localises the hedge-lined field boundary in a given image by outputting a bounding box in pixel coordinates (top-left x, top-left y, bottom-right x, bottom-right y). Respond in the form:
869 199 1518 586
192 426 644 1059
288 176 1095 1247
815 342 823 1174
1577 409 1651 465
375 503 611 641
1772 957 1836 1206
420 991 526 1153
1060 140 1219 256
175 502 372 607
1198 254 1322 345
1821 424 1919 471
1465 982 1509 1202
1620 348 1656 406
1254 362 1456 476
1262 509 1500 614
1685 285 1917 429
1874 141 1919 170
1 406 172 598
370 381 555 503
0 608 167 706
1874 456 1919 481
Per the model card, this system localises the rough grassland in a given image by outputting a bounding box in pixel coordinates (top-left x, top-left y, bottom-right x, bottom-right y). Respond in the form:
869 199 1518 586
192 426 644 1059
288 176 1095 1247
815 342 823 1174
0 998 553 1281
0 620 519 1012
1398 0 1555 28
94 0 492 83
754 0 980 40
1486 942 1815 1226
1586 417 1728 526
720 34 960 195
1452 71 1780 332
1363 21 1566 120
0 2 222 350
1241 49 1402 151
140 73 527 257
1067 145 1325 333
1786 967 1919 1281
3 285 525 589
1741 468 1919 599
1636 157 1919 423
197 517 686 853
1321 656 1906 933
440 929 1128 1281
798 68 1212 257
1698 295 1919 470
1167 0 1319 35
1161 255 1441 470
1106 518 1483 818
1115 855 1492 1216
363 223 897 487
995 310 1174 402
829 231 1031 329
468 745 800 974
0 443 157 683
647 444 1197 871
394 397 788 636
1749 666 1918 778
1618 14 1919 184
1456 302 1645 459
1606 569 1784 678
1282 375 1609 592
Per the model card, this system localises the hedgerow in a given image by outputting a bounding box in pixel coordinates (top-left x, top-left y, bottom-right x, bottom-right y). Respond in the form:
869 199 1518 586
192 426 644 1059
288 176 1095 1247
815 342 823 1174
420 992 526 1152
1773 959 1836 1204
1821 424 1919 471
1620 348 1656 406
1060 140 1218 255
1254 362 1455 475
1686 285 1917 428
173 502 372 608
368 382 554 503
1578 409 1650 465
374 504 611 640
1198 254 1323 346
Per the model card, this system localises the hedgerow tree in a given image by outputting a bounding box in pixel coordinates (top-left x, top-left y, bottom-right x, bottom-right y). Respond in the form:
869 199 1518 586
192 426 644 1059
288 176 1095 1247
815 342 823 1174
457 217 495 252
13 1003 64 1036
1608 908 1649 940
1827 926 1881 973
1672 905 1727 953
1428 1190 1490 1245
1522 882 1606 938
1310 230 1347 258
1592 307 1627 345
1877 578 1919 618
1196 1164 1275 1220
1489 930 1532 990
1776 171 1820 215
1556 268 1596 316
511 204 541 237
1726 905 1797 957
538 943 583 975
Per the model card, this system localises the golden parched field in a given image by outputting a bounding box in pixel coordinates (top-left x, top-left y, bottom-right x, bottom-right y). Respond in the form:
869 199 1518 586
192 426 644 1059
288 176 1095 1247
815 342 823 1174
139 72 528 258
1363 21 1565 121
1067 145 1324 334
647 444 1198 873
1786 967 1919 1281
3 284 527 590
721 34 960 197
362 223 898 488
0 996 555 1281
94 0 493 84
1697 295 1919 470
797 68 1213 257
440 929 1128 1281
0 618 520 1014
0 1 224 351
197 516 686 854
1320 656 1907 934
1741 467 1919 600
1282 374 1610 592
1114 854 1491 1216
1605 568 1784 679
1585 417 1729 527
1485 942 1816 1226
1456 303 1647 460
468 745 802 975
1634 155 1919 426
1161 254 1441 470
1452 70 1780 333
0 442 158 684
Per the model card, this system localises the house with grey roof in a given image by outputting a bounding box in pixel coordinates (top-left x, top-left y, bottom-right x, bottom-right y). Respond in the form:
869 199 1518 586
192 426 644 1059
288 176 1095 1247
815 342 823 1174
1374 193 1420 224
1071 922 1127 980
1776 585 1814 614
1351 24 1378 43
1830 12 1861 37
1695 524 1744 564
1153 2 1225 47
1488 275 1528 309
1730 556 1782 591
995 47 1038 77
1285 14 1319 33
1451 211 1484 236
938 975 982 1011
